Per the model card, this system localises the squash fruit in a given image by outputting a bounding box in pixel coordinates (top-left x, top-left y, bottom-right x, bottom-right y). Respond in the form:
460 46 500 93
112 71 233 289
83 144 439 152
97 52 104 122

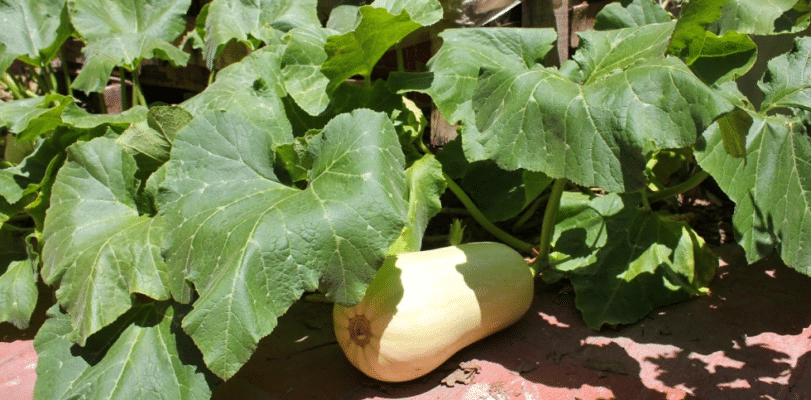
333 242 534 382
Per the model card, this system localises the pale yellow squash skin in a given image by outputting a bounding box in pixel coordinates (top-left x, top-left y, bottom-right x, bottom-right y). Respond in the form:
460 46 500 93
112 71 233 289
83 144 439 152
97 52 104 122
333 242 534 382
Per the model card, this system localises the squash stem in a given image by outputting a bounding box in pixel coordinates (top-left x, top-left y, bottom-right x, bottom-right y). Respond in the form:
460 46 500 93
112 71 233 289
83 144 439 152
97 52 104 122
512 192 549 232
1 73 26 99
60 47 73 97
443 173 533 254
648 170 710 204
396 41 405 72
534 178 567 275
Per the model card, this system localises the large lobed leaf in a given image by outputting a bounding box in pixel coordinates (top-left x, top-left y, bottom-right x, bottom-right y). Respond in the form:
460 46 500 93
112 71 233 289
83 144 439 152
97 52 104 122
280 26 333 116
399 24 730 193
33 303 211 400
396 28 557 125
321 4 439 91
181 48 293 147
68 0 189 41
551 192 716 330
388 153 446 254
67 0 191 93
0 249 37 329
0 0 72 66
666 0 757 84
713 0 810 35
696 37 811 275
464 56 729 193
759 37 811 112
71 34 190 93
593 0 672 30
697 114 811 276
159 109 407 379
203 0 319 67
117 105 193 176
41 137 171 345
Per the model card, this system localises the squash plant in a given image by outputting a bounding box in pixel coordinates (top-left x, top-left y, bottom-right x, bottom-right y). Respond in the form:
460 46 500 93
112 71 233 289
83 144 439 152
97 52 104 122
1 0 811 397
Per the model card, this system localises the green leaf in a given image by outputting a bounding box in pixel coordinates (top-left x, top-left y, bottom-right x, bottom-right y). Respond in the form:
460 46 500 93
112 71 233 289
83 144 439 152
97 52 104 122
715 108 752 159
460 162 551 222
117 105 193 176
33 303 211 400
371 0 443 26
0 42 18 73
203 0 319 67
0 260 37 329
60 102 148 129
687 31 757 85
462 56 730 193
273 131 316 184
666 0 757 84
0 0 72 65
181 48 293 147
552 193 716 330
284 79 411 139
713 0 810 35
696 36 811 275
327 5 361 33
667 0 730 58
67 0 191 93
574 22 676 84
593 0 672 30
321 5 436 90
0 140 53 205
388 153 446 254
548 192 608 272
759 37 811 112
71 34 190 93
0 94 72 140
41 137 171 345
68 0 189 41
696 114 811 275
159 109 407 379
395 27 557 124
281 26 334 116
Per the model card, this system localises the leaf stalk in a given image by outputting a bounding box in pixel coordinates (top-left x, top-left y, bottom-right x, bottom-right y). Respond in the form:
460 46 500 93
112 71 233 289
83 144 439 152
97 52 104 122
443 172 533 253
535 178 567 274
648 170 710 203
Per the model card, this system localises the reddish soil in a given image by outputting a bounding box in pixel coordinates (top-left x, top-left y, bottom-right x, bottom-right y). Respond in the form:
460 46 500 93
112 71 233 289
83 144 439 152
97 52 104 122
2 244 810 400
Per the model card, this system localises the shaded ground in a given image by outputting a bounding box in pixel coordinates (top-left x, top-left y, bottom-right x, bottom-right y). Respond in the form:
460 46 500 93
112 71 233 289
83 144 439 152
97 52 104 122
2 244 810 400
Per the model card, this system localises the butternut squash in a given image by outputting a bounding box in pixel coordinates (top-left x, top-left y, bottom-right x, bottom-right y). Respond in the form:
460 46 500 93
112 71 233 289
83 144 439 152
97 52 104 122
333 242 534 382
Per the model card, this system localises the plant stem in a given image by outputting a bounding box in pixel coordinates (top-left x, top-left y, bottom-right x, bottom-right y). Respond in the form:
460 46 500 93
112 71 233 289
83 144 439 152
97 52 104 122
648 170 710 203
60 48 73 97
443 172 533 253
365 74 372 88
32 67 50 95
641 188 652 212
8 73 36 98
512 192 549 232
45 64 58 95
535 178 567 274
396 41 405 72
1 73 25 99
132 66 146 107
416 137 431 154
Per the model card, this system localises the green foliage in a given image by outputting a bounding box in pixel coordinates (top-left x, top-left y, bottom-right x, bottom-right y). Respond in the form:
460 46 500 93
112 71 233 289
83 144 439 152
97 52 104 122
1 0 810 397
696 37 811 275
68 0 191 93
158 109 407 378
